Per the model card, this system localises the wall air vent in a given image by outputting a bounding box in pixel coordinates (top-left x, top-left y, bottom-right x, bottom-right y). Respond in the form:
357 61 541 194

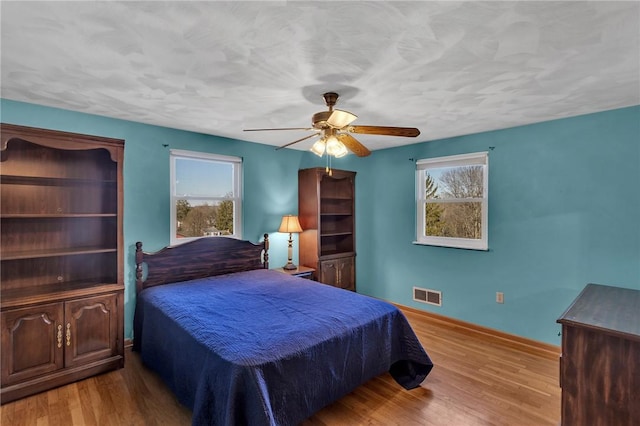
413 287 442 307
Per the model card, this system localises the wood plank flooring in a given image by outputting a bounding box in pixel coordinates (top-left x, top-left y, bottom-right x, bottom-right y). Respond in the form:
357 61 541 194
1 307 561 425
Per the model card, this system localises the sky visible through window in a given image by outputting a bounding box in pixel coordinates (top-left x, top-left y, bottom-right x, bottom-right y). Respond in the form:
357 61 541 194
426 167 453 198
175 158 233 201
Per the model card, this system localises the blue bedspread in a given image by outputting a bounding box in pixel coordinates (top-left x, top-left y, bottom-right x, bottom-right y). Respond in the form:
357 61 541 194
133 269 432 425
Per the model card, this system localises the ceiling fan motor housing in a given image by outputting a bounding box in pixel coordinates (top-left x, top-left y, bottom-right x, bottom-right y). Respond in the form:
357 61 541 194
312 111 333 129
312 93 341 129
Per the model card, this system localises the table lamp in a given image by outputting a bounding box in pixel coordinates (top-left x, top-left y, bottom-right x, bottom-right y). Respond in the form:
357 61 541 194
278 215 303 270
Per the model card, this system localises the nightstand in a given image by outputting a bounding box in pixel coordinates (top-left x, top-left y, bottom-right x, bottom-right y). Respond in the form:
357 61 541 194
272 265 315 279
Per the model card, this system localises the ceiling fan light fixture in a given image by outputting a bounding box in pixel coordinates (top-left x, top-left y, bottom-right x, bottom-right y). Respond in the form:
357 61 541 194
310 139 326 157
325 135 348 158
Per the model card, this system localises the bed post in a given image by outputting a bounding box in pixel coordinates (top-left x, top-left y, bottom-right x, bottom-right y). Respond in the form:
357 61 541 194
263 233 269 269
135 241 144 293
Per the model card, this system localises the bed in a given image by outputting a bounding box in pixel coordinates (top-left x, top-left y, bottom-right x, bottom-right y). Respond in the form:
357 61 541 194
133 235 433 425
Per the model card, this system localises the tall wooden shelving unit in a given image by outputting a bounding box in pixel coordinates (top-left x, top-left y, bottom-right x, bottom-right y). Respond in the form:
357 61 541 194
0 123 124 403
298 168 356 291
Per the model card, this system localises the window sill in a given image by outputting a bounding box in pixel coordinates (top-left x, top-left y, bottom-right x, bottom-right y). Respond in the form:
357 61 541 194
412 240 489 251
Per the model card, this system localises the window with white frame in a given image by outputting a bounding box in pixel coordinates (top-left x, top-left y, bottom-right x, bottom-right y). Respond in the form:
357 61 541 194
170 149 242 245
415 152 488 250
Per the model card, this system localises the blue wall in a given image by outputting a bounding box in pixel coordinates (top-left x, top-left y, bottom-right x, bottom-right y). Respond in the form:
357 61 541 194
353 106 640 344
2 99 638 345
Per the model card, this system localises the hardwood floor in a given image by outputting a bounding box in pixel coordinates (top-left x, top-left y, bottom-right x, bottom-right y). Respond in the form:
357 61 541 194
1 307 561 425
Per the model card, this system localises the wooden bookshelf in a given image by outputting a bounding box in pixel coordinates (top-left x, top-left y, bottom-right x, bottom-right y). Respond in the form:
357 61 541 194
0 123 124 404
298 168 356 291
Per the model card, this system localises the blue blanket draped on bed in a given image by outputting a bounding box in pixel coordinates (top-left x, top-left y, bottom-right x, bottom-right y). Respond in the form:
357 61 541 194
133 269 433 425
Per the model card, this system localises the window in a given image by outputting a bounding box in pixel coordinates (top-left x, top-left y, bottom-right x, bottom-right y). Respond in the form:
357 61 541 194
170 149 242 244
415 152 488 250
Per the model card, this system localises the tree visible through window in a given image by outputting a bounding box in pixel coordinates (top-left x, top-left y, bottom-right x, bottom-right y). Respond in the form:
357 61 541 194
170 150 242 244
416 152 488 250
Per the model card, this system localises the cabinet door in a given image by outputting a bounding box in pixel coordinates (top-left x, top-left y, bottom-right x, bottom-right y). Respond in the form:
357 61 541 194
319 259 339 287
319 256 355 291
1 303 64 386
64 294 119 367
337 257 355 291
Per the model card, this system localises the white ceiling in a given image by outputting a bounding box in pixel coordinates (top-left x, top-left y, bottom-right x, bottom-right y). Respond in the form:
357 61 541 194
2 1 639 153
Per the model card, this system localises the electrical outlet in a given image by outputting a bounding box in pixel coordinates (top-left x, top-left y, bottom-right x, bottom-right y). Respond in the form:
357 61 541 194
496 292 504 304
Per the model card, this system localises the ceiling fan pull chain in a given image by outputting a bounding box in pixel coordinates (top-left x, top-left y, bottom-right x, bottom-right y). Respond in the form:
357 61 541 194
325 151 329 175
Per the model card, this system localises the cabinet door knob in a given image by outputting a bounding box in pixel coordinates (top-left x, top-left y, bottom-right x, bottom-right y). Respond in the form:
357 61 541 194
66 323 71 346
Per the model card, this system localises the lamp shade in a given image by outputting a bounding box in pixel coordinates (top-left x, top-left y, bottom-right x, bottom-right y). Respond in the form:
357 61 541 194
310 138 326 157
325 135 348 158
278 215 303 233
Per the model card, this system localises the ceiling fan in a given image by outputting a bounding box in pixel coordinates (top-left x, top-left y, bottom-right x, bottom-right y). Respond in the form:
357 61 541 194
244 92 420 157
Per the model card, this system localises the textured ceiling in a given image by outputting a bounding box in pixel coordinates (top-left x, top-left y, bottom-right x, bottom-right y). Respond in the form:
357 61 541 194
1 1 639 152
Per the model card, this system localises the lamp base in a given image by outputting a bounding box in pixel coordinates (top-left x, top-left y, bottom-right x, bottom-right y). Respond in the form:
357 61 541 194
283 263 297 270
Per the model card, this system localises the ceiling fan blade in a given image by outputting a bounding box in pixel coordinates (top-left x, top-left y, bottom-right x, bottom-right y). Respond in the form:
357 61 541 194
337 133 371 157
275 132 321 150
326 109 357 129
348 125 420 137
244 127 313 131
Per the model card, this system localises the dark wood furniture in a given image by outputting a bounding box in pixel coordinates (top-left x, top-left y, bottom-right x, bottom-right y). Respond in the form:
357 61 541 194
135 235 269 292
272 265 315 279
557 283 640 425
298 168 356 291
0 124 124 404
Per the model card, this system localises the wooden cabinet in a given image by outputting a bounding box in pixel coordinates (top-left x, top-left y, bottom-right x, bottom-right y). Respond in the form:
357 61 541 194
298 168 356 291
319 256 355 291
0 124 124 404
557 283 640 426
1 295 119 385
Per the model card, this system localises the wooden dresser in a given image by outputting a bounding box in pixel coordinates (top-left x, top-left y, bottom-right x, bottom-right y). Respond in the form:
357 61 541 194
1 124 125 403
557 283 640 425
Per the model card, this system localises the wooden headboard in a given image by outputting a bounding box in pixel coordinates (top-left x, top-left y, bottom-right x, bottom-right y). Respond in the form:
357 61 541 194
135 234 269 293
